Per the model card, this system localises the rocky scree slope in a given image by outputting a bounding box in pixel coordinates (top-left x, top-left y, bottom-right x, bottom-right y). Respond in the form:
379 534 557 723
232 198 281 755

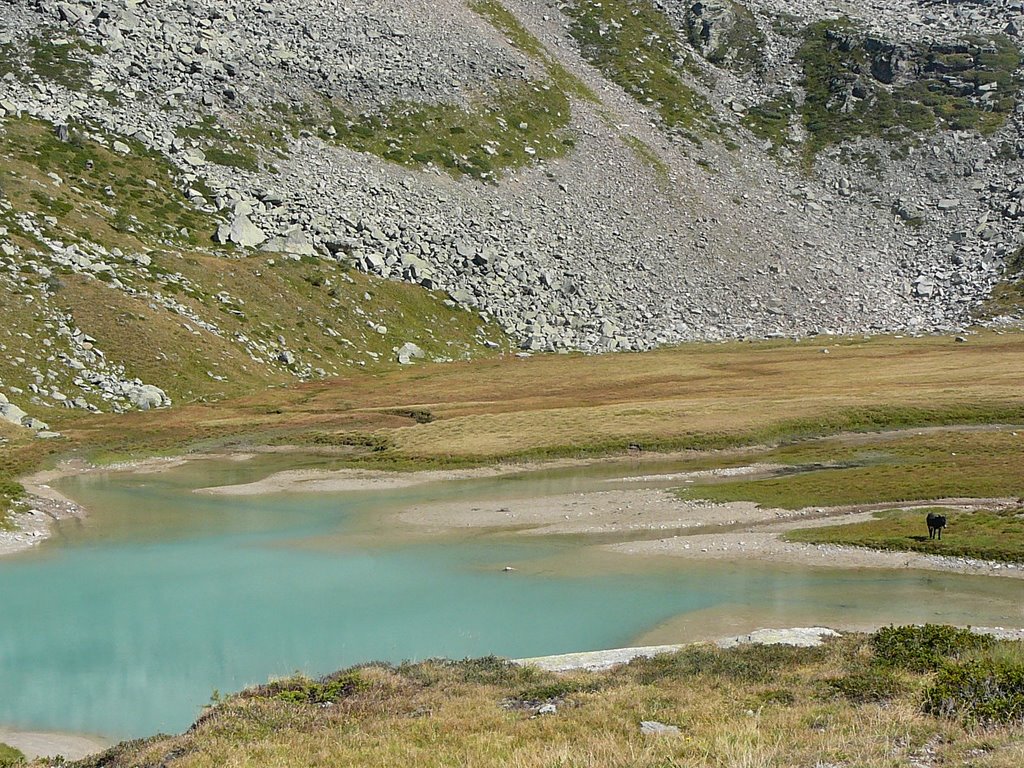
0 0 1023 430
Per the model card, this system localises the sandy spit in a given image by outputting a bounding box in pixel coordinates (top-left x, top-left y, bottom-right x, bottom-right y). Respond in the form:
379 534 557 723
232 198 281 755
398 489 796 535
0 728 109 762
400 487 1024 578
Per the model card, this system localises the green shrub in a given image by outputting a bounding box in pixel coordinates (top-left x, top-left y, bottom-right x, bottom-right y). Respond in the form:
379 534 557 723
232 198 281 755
625 643 827 685
0 743 25 768
827 667 907 703
398 656 541 688
924 656 1024 725
257 671 368 704
871 625 995 672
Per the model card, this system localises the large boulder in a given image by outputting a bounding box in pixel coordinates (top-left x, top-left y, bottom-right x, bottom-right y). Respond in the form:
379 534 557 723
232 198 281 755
397 342 426 365
127 384 171 411
215 215 267 248
261 225 315 257
0 401 28 426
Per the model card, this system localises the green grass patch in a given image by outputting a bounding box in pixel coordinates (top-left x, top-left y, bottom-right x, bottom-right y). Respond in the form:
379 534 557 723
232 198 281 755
562 0 715 142
785 507 1024 563
176 115 262 172
681 420 1024 510
26 32 98 92
469 0 598 102
1 116 219 247
325 80 573 182
743 93 798 152
328 81 574 181
798 20 1021 158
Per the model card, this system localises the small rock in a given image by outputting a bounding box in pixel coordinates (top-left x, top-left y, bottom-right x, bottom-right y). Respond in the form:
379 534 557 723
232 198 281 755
640 721 681 736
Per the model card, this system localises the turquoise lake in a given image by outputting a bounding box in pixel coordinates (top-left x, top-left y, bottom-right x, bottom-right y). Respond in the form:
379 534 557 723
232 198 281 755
1 455 1021 740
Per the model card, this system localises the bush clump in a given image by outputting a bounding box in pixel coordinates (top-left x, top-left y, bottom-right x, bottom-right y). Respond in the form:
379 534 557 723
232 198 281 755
827 667 908 703
871 624 995 672
924 656 1024 725
251 671 368 705
625 643 827 685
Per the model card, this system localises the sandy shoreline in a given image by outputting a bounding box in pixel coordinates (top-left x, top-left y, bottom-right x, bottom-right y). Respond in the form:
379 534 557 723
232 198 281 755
0 462 91 558
0 728 109 762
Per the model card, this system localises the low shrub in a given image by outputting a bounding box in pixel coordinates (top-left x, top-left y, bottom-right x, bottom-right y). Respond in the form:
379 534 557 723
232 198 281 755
871 625 995 672
250 671 368 704
924 656 1024 725
827 667 907 703
625 643 827 685
516 678 606 702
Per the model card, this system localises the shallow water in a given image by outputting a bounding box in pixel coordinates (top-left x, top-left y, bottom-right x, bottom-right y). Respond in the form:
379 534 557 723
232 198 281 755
0 455 1021 739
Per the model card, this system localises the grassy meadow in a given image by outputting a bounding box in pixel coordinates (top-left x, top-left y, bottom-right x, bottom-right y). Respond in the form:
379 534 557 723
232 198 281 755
70 627 1024 768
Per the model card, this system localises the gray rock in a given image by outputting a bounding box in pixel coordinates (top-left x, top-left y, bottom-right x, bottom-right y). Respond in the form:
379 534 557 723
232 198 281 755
397 342 425 365
640 721 681 736
227 215 267 248
127 384 170 411
0 402 29 426
262 226 315 257
685 0 737 61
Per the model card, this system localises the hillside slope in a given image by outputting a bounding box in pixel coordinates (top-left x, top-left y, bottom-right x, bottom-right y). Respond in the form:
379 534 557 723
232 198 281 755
0 0 1022 434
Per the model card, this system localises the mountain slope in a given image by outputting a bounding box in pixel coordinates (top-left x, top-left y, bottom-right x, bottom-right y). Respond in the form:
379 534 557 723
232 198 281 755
0 0 1022 436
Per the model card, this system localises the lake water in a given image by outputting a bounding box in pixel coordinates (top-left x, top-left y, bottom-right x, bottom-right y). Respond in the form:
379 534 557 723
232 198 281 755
1 454 1021 740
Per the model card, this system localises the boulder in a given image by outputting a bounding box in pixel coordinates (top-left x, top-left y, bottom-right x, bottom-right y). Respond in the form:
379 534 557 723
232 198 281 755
397 342 425 365
0 402 29 426
127 385 170 411
640 721 681 736
223 215 267 248
261 226 315 257
685 0 736 61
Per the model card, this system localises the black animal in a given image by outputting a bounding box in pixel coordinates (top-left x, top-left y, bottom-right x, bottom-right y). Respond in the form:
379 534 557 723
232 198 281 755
927 512 947 540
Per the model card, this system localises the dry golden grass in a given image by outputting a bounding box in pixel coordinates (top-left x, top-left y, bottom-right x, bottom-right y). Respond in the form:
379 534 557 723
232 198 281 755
25 329 1021 472
72 636 1024 768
